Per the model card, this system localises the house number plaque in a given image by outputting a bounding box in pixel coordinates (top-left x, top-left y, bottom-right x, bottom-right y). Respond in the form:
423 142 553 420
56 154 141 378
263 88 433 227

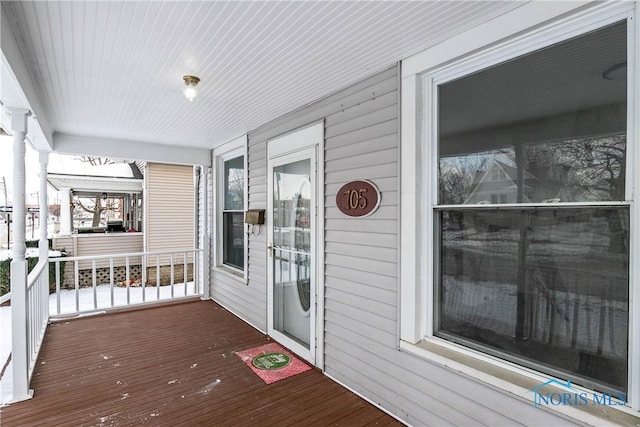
336 180 380 217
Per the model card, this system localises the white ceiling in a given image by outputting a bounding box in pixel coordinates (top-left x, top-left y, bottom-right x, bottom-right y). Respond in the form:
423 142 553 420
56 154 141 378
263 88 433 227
1 1 525 152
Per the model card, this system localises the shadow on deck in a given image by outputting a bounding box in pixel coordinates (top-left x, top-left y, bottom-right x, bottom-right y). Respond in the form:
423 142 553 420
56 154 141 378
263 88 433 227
1 300 401 426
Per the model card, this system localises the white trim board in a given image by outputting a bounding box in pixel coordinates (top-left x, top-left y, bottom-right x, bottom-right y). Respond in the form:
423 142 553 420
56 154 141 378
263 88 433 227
53 132 211 166
212 134 248 280
265 120 325 369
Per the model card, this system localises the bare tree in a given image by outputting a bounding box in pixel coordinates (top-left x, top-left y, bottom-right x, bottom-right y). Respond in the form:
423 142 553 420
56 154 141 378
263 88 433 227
526 135 625 202
74 196 120 228
439 154 489 204
77 157 116 166
73 157 119 227
527 135 627 253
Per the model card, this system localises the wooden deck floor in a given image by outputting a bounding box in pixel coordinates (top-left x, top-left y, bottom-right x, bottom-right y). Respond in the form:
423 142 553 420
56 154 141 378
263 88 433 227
1 300 401 426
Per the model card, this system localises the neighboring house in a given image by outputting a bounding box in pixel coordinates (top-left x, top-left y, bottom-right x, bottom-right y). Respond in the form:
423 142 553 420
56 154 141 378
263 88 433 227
143 162 197 285
47 161 196 286
464 158 536 204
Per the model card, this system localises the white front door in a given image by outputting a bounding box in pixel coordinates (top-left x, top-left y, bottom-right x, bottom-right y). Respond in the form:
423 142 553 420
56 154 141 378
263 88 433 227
267 127 320 365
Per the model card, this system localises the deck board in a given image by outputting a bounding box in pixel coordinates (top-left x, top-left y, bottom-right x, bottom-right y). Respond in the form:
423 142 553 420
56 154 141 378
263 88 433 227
0 300 401 426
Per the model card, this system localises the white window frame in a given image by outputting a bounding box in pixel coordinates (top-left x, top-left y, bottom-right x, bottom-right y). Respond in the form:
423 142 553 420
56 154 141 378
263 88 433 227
212 135 248 280
399 0 640 416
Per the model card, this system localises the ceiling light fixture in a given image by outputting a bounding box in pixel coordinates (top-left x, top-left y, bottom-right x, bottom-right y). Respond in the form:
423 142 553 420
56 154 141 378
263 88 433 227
183 75 200 101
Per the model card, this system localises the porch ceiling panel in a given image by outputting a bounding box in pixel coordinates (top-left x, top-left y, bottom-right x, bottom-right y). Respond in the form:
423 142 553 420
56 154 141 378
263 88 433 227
1 1 525 150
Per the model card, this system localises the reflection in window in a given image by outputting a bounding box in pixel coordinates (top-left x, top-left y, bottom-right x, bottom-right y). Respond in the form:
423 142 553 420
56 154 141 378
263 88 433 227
437 207 629 393
72 193 142 232
222 156 244 270
439 135 626 204
224 156 244 210
434 21 628 395
272 159 311 253
272 159 312 346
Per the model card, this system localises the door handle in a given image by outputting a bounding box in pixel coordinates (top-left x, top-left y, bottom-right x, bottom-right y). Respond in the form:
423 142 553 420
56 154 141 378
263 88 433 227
268 244 273 257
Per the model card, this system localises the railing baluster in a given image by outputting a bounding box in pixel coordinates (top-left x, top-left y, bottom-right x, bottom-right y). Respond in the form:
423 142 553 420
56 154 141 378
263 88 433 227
126 256 130 305
156 255 160 300
74 260 79 312
184 251 188 297
41 272 47 332
34 284 38 359
31 291 35 369
29 293 32 372
35 283 39 355
28 289 33 365
142 254 147 303
34 280 39 356
194 250 198 295
170 253 175 299
92 259 97 309
29 286 34 366
108 258 114 307
55 261 61 315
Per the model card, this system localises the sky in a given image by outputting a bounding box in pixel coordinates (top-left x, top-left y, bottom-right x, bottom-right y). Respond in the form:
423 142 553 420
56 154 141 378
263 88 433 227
0 135 125 206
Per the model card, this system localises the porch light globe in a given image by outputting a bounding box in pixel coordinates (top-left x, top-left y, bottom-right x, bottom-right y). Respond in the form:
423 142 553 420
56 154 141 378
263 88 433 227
182 75 200 101
183 85 198 102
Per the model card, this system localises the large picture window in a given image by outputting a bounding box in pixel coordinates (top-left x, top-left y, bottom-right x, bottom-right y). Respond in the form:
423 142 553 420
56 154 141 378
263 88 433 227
433 21 629 395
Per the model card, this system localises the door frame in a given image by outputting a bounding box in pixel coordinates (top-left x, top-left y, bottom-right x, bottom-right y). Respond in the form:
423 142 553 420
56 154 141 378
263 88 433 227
266 121 324 369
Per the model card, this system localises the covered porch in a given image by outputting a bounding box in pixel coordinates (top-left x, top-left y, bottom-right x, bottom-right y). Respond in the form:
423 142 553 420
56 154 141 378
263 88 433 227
6 2 639 425
1 299 399 426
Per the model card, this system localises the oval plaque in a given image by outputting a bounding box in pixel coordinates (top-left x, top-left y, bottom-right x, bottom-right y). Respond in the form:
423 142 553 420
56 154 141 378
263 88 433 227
336 180 380 218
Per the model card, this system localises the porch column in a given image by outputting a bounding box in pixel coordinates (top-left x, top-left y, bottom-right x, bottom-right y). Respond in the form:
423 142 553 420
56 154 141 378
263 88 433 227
59 187 71 235
38 152 49 260
202 166 211 300
9 107 32 402
38 152 50 322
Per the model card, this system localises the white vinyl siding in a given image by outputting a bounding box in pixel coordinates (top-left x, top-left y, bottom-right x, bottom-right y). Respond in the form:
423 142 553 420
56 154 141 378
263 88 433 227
52 233 144 270
51 233 144 287
210 137 255 326
318 66 567 426
144 163 195 254
212 63 591 425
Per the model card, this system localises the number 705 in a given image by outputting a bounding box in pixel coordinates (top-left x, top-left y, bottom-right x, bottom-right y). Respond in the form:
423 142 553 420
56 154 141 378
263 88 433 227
343 188 368 210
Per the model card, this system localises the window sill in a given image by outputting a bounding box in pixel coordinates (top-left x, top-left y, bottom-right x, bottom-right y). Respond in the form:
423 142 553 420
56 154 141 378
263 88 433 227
399 339 640 425
212 265 247 284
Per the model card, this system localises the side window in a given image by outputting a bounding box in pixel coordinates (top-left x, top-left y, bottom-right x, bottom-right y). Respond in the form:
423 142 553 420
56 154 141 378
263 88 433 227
222 156 245 270
213 137 247 276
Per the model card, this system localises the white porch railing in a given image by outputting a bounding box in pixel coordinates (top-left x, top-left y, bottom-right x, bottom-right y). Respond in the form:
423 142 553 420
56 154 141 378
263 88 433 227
0 292 11 305
49 249 203 317
26 259 49 381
